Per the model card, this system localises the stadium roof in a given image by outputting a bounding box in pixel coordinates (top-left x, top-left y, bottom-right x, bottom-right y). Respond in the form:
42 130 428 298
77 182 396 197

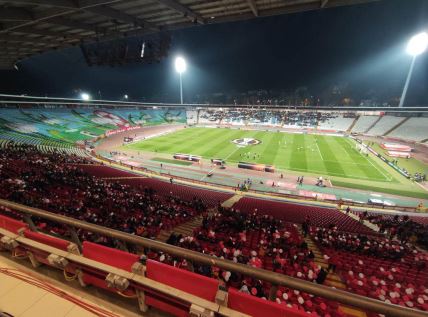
0 0 380 69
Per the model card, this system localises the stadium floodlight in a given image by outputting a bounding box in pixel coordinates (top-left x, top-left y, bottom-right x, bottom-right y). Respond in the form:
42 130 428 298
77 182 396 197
175 56 186 104
80 92 91 101
124 94 128 100
175 56 186 74
399 32 428 107
406 32 428 56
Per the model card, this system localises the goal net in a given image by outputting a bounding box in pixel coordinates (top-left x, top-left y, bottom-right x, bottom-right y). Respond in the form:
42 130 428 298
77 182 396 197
355 143 368 155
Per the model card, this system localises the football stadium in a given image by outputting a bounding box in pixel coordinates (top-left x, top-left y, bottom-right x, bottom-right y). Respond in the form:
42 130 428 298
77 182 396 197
0 1 428 317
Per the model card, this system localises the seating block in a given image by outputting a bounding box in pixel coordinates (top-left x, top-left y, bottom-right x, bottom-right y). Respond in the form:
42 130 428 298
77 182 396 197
228 288 309 317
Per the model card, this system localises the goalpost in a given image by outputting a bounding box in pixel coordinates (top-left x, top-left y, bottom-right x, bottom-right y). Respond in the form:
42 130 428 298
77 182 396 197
355 142 368 155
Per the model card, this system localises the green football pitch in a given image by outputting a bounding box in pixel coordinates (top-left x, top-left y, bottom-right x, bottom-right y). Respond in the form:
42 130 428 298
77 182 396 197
123 127 428 199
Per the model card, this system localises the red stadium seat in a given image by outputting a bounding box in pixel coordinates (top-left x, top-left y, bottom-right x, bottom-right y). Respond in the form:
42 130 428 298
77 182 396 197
24 229 71 251
21 229 74 266
228 288 309 317
81 241 140 290
82 241 139 271
0 215 28 234
144 259 219 317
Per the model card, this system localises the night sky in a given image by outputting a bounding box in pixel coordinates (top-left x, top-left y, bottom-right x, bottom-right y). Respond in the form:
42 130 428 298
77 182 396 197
0 0 427 105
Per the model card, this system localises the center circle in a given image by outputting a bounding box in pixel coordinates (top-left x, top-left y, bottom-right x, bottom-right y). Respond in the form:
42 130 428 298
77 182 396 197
232 138 261 147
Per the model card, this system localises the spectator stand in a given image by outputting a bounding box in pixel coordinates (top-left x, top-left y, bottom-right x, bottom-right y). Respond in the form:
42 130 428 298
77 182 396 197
1 199 426 317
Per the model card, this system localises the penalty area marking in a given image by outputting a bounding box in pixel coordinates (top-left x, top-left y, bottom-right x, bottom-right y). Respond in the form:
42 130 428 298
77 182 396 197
199 146 241 181
314 138 325 161
345 138 392 182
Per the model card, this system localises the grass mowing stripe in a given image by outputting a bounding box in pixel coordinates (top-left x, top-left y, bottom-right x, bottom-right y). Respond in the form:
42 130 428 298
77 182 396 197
334 137 382 181
344 138 395 182
289 134 307 170
317 136 347 177
200 129 243 157
273 133 290 167
122 128 425 197
173 128 226 153
261 132 283 165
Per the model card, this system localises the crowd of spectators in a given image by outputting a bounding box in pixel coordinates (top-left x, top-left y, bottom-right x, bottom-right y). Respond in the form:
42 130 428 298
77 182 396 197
199 108 338 127
312 226 412 261
1 144 428 315
0 144 206 242
359 212 428 249
311 226 428 312
156 206 347 316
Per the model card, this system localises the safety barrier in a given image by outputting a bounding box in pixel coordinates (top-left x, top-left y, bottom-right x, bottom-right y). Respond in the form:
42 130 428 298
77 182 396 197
0 198 427 317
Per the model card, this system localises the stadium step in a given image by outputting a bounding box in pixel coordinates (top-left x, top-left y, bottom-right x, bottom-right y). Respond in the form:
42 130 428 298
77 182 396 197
383 116 411 136
157 215 204 243
298 226 347 290
339 206 380 232
364 115 382 133
347 115 360 133
221 194 243 208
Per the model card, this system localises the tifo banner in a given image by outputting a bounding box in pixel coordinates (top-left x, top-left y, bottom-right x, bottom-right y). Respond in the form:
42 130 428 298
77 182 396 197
105 125 141 137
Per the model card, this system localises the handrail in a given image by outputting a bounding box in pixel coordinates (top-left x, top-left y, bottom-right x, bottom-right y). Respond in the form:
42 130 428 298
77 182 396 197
0 199 426 317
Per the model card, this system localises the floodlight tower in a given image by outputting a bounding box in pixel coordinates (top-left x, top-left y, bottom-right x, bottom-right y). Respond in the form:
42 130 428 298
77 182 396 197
175 56 186 104
80 92 91 101
398 32 428 107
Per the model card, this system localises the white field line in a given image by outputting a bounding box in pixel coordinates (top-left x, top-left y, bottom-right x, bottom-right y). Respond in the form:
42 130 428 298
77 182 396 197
314 139 325 161
200 145 241 181
415 181 428 192
365 156 392 181
223 146 241 161
345 138 392 182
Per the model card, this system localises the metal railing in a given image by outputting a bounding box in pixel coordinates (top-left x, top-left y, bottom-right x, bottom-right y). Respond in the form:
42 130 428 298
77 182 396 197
0 198 427 317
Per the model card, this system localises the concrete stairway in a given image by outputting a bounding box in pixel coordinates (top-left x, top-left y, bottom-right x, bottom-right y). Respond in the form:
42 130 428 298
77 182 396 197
338 206 380 233
347 115 360 133
299 229 346 290
157 214 204 243
383 117 410 136
300 227 367 317
221 194 243 208
364 116 382 133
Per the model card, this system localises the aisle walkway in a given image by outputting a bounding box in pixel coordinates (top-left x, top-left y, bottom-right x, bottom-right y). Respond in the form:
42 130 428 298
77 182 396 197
157 214 204 242
300 227 367 317
221 194 243 208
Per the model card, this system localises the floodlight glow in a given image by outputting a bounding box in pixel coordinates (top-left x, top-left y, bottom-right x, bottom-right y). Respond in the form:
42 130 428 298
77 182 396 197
124 94 128 99
80 93 90 101
175 56 186 73
406 32 428 56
